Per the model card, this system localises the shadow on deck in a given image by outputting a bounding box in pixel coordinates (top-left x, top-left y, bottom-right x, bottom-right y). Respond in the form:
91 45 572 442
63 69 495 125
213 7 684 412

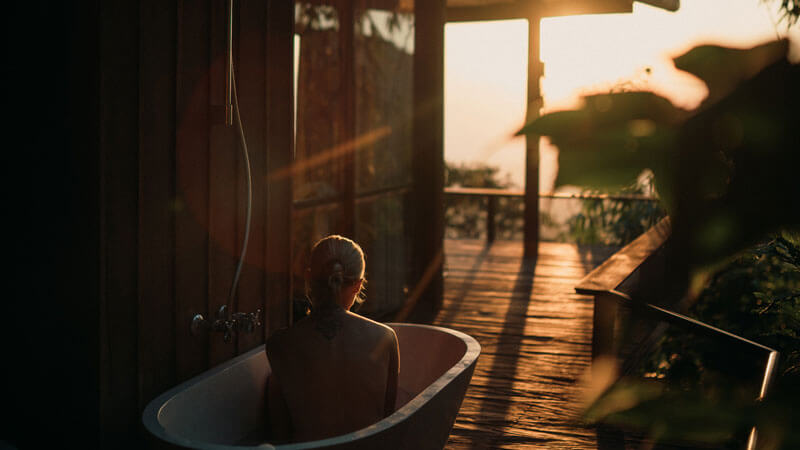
434 239 617 449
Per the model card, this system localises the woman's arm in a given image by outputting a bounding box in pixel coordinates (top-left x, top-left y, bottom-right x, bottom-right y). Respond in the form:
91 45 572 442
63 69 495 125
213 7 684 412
383 330 400 417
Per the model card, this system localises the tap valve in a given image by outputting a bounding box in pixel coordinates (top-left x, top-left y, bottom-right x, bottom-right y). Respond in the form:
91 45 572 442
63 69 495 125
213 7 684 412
190 306 263 343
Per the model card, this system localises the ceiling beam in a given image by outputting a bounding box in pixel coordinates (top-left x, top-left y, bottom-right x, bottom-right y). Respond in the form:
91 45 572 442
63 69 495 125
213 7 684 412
445 0 679 23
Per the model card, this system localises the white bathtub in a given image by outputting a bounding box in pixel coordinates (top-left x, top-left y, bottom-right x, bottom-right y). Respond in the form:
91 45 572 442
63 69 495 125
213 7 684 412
143 323 480 449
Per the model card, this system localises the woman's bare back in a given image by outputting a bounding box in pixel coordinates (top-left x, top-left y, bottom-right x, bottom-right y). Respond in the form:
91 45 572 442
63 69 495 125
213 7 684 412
266 308 399 442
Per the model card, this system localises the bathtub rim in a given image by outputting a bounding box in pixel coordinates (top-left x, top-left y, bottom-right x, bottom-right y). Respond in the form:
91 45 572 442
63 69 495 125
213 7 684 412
142 322 480 450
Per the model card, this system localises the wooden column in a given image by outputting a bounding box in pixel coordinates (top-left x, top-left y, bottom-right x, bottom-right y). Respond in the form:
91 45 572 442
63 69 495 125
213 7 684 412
174 0 212 381
409 0 446 321
207 0 239 366
524 15 542 259
264 0 294 335
235 0 267 354
487 195 497 243
138 0 179 435
98 1 143 445
592 293 619 360
340 0 356 238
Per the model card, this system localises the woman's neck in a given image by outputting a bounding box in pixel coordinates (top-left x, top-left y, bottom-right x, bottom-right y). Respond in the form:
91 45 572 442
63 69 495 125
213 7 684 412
310 301 346 340
310 301 346 317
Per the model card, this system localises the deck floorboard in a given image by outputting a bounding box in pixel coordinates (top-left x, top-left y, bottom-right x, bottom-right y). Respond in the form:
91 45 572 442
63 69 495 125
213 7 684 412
434 239 617 449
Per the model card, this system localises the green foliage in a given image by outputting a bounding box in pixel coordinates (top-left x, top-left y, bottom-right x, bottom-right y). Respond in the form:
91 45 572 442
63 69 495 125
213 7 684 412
643 234 800 383
564 176 666 246
444 162 523 240
445 162 511 189
696 234 800 374
520 39 800 272
587 235 800 448
766 0 800 26
519 39 800 448
586 378 757 447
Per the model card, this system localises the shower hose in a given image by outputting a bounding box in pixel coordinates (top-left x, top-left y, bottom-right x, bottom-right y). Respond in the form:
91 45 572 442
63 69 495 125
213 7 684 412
226 64 253 316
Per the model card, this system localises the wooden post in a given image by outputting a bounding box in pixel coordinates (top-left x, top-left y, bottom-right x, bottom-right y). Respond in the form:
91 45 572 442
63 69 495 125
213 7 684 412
409 0 445 321
235 0 268 354
487 195 497 244
139 0 180 425
101 0 144 443
174 0 211 382
208 0 238 367
523 15 542 259
264 0 294 336
592 293 619 360
340 0 356 238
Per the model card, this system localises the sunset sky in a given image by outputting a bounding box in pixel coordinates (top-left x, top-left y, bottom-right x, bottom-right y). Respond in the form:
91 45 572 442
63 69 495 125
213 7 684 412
444 0 800 191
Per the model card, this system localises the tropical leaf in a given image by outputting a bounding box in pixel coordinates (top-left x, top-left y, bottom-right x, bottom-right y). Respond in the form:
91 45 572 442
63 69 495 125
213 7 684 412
673 40 790 106
518 39 799 271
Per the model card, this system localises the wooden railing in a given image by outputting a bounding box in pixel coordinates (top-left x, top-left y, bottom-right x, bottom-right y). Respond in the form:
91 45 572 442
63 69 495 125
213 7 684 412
444 186 659 244
444 187 523 243
575 217 778 450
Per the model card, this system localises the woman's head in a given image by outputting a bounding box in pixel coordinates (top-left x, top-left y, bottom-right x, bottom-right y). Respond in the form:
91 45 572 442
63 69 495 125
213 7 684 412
307 235 365 309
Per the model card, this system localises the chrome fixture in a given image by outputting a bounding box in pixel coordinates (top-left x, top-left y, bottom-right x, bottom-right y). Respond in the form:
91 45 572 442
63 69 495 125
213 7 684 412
191 305 262 343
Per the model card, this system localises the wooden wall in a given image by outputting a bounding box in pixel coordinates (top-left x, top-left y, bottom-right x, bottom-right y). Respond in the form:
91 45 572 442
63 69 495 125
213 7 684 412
114 0 294 444
407 0 446 322
6 1 293 448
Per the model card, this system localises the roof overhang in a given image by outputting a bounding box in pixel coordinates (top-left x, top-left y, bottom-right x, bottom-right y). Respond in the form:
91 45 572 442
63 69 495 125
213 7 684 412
300 0 678 17
445 0 679 22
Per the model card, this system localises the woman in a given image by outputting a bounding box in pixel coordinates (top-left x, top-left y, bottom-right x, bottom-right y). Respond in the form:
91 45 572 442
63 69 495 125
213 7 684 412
266 235 400 443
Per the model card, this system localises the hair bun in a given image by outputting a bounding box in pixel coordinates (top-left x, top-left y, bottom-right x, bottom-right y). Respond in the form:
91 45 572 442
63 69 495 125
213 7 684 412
328 260 344 276
307 235 365 305
327 260 344 289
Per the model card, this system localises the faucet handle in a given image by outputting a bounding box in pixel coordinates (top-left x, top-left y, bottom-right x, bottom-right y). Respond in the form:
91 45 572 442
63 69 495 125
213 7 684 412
194 306 263 342
216 304 229 320
190 314 208 337
223 319 236 343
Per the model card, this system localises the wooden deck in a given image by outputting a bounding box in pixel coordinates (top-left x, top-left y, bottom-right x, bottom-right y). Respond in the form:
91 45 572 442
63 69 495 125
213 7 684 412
434 239 617 449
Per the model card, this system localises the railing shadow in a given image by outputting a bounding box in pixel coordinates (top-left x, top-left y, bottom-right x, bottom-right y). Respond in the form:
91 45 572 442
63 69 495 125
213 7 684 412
436 243 491 326
468 254 538 449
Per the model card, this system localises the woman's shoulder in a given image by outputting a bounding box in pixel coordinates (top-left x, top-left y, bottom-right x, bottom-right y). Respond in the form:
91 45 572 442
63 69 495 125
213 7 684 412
345 312 397 342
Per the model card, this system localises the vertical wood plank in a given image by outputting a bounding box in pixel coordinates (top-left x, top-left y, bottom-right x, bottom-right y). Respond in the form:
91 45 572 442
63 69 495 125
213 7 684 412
175 0 211 379
264 0 294 337
98 1 143 445
487 195 497 244
208 0 239 365
235 0 268 353
524 15 542 259
408 0 445 321
340 0 356 238
138 0 179 427
592 293 619 360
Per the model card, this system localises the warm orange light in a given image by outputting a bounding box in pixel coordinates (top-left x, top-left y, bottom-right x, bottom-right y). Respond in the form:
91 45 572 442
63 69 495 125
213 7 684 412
445 19 529 189
444 0 799 191
540 0 796 112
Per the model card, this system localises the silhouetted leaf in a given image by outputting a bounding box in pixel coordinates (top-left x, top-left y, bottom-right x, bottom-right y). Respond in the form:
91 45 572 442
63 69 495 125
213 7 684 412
520 40 799 272
518 91 686 193
518 92 683 138
516 109 592 138
673 40 789 106
671 57 800 268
